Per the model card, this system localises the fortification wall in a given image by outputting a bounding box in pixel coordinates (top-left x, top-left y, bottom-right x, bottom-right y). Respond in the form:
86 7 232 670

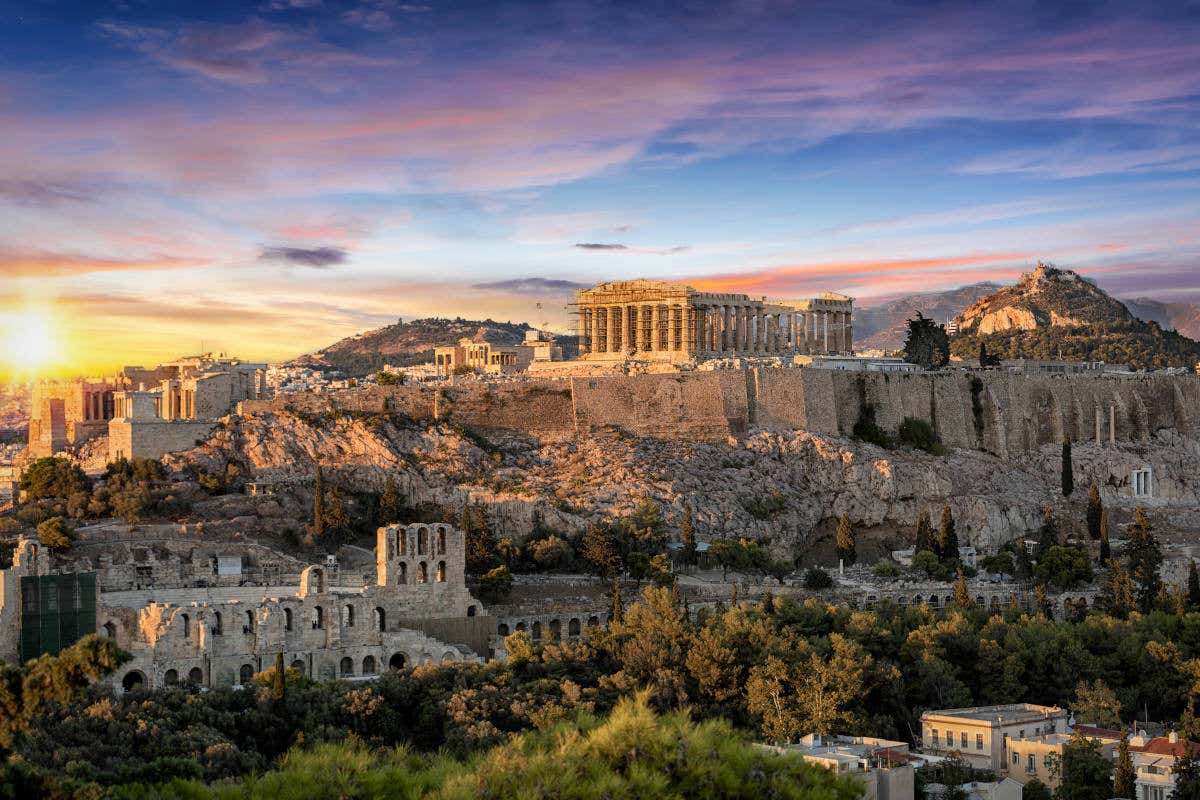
109 419 216 461
436 382 574 434
571 373 732 439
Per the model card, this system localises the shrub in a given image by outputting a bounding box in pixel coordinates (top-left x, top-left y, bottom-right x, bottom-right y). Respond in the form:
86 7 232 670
802 567 833 590
873 559 900 578
36 516 77 550
478 566 513 603
898 417 943 453
853 403 893 448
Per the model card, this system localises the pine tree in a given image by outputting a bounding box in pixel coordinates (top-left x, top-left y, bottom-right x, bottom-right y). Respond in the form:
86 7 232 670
1100 510 1111 562
610 577 623 624
938 506 959 564
1113 734 1135 798
1035 506 1059 560
1015 542 1034 580
835 513 856 566
1086 482 1103 541
1102 559 1135 619
379 475 404 525
1061 435 1074 497
680 502 697 570
312 464 325 538
915 510 935 554
1035 583 1052 618
1127 506 1163 613
953 567 972 609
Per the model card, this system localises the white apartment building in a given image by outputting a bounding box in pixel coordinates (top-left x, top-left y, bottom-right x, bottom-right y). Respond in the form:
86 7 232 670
920 704 1069 772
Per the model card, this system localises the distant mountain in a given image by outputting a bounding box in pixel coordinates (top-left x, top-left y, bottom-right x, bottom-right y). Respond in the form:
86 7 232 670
950 263 1200 370
1122 297 1200 341
292 317 539 376
855 283 1002 351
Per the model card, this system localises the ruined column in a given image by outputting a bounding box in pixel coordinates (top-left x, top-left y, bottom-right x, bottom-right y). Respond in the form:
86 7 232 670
823 312 830 353
605 307 617 354
1109 404 1116 444
649 304 660 352
1095 407 1102 444
845 310 853 352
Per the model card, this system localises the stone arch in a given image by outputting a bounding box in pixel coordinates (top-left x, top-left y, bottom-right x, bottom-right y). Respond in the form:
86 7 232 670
344 604 355 627
400 562 408 584
587 615 599 627
245 610 254 633
389 652 407 671
121 670 146 692
438 528 447 555
299 565 326 598
515 621 526 632
284 608 293 631
239 664 254 685
340 657 354 676
103 621 117 638
188 666 204 684
164 669 179 686
568 618 581 637
374 606 386 632
212 611 223 635
363 655 377 674
418 527 428 555
418 562 428 584
498 623 510 636
467 605 477 617
437 561 446 582
441 651 456 664
532 621 542 640
313 606 324 629
181 614 191 639
549 619 561 639
291 659 306 676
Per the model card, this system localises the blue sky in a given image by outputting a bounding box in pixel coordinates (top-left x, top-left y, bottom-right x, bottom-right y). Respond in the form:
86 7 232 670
1 0 1198 374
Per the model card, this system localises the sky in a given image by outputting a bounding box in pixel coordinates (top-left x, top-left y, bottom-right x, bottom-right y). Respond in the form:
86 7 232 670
1 0 1199 379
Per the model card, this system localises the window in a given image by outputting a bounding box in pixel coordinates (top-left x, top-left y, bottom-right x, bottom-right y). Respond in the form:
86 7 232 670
1019 729 1025 739
1012 752 1019 766
284 608 293 631
182 613 191 639
437 561 446 582
313 606 324 629
931 729 938 745
212 611 223 635
976 734 984 750
961 732 968 748
1027 754 1036 774
1133 467 1153 498
945 731 953 746
344 604 355 627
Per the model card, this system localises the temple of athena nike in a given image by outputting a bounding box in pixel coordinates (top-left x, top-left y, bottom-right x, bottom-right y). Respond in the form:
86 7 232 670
573 279 853 362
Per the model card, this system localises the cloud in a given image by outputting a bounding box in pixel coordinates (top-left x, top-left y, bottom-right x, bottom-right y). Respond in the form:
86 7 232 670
472 278 589 295
574 243 628 250
574 242 689 255
0 250 208 278
258 245 348 268
0 178 99 206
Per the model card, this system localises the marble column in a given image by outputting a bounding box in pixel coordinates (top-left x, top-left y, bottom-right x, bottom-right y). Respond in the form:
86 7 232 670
822 312 829 353
607 307 618 354
1095 407 1102 443
845 310 853 352
650 305 660 352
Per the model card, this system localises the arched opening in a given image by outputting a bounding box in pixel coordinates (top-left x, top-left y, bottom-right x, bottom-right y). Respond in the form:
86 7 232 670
239 664 254 685
436 561 446 582
212 611 223 635
344 604 355 627
400 562 408 584
284 608 293 631
438 529 446 554
467 605 477 617
515 621 526 632
417 562 428 584
374 606 386 632
498 623 510 636
121 670 146 692
245 610 255 634
363 655 377 674
441 651 456 664
103 621 117 638
340 657 353 676
313 606 324 629
568 618 580 637
548 619 561 640
164 669 179 686
587 615 599 627
389 653 407 671
291 659 306 676
532 621 542 641
418 528 428 555
181 614 190 639
188 667 204 684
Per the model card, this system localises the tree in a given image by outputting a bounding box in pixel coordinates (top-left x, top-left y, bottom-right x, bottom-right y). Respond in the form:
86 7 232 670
529 536 570 570
478 566 513 603
581 526 622 578
110 484 150 524
953 567 972 610
915 510 935 554
1190 561 1200 610
679 502 697 570
312 465 325 538
902 312 950 370
35 516 76 550
1127 507 1163 613
1034 583 1052 618
1035 546 1093 590
1172 745 1200 800
746 634 868 740
1086 482 1103 541
1057 729 1117 800
610 577 623 624
912 550 950 580
1035 506 1060 560
835 513 855 566
19 457 91 501
1112 735 1135 798
270 652 286 703
938 505 959 563
1024 780 1053 800
709 539 745 581
803 567 833 590
375 370 402 386
1061 435 1074 497
378 476 404 525
319 486 352 545
1073 679 1123 728
1099 510 1111 562
463 507 498 575
1101 559 1135 619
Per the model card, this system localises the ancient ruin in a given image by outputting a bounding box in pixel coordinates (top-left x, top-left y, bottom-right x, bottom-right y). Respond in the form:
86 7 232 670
573 279 853 361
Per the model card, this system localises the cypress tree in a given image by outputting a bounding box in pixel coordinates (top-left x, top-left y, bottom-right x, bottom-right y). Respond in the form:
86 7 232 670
1099 509 1111 562
1035 506 1059 560
312 464 325 538
680 502 697 570
835 513 856 566
915 510 935 554
1189 561 1200 609
1086 482 1103 540
1061 435 1074 497
978 341 988 367
1035 583 1052 618
938 506 959 563
1112 734 1135 798
379 475 404 525
953 567 972 609
610 577 623 624
1127 507 1163 613
271 652 286 702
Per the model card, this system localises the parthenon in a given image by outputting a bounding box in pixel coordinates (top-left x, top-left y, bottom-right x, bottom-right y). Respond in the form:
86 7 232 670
573 279 853 361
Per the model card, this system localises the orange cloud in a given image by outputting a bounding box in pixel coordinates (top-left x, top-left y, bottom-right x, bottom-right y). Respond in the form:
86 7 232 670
0 250 209 278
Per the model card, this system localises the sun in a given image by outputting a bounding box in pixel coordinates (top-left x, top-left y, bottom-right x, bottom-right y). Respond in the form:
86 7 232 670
1 306 65 380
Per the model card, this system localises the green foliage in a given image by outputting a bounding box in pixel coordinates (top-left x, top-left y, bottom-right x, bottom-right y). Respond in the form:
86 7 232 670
1112 734 1135 798
1127 507 1163 612
903 312 950 370
35 516 76 550
741 490 788 521
953 568 972 609
898 417 943 453
378 476 406 525
1035 546 1093 590
19 457 91 501
375 370 402 386
802 567 832 590
872 559 900 578
951 320 1200 371
937 505 959 562
1062 436 1074 497
1086 482 1103 540
980 552 1014 575
834 513 855 566
912 550 951 580
914 510 935 554
679 502 697 569
1024 779 1052 800
477 566 513 604
852 402 893 448
1056 729 1115 800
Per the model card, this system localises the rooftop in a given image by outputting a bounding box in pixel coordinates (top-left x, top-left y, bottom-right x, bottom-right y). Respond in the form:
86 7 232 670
922 703 1065 724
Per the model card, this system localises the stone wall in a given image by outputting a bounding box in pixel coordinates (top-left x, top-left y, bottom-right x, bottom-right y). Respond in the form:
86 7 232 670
109 418 217 461
233 369 1200 456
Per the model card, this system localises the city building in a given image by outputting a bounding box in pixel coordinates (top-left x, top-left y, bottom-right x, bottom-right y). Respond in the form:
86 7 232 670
762 733 914 800
573 279 853 362
1004 726 1121 789
1130 731 1199 800
920 704 1069 772
798 355 920 372
926 779 1022 800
